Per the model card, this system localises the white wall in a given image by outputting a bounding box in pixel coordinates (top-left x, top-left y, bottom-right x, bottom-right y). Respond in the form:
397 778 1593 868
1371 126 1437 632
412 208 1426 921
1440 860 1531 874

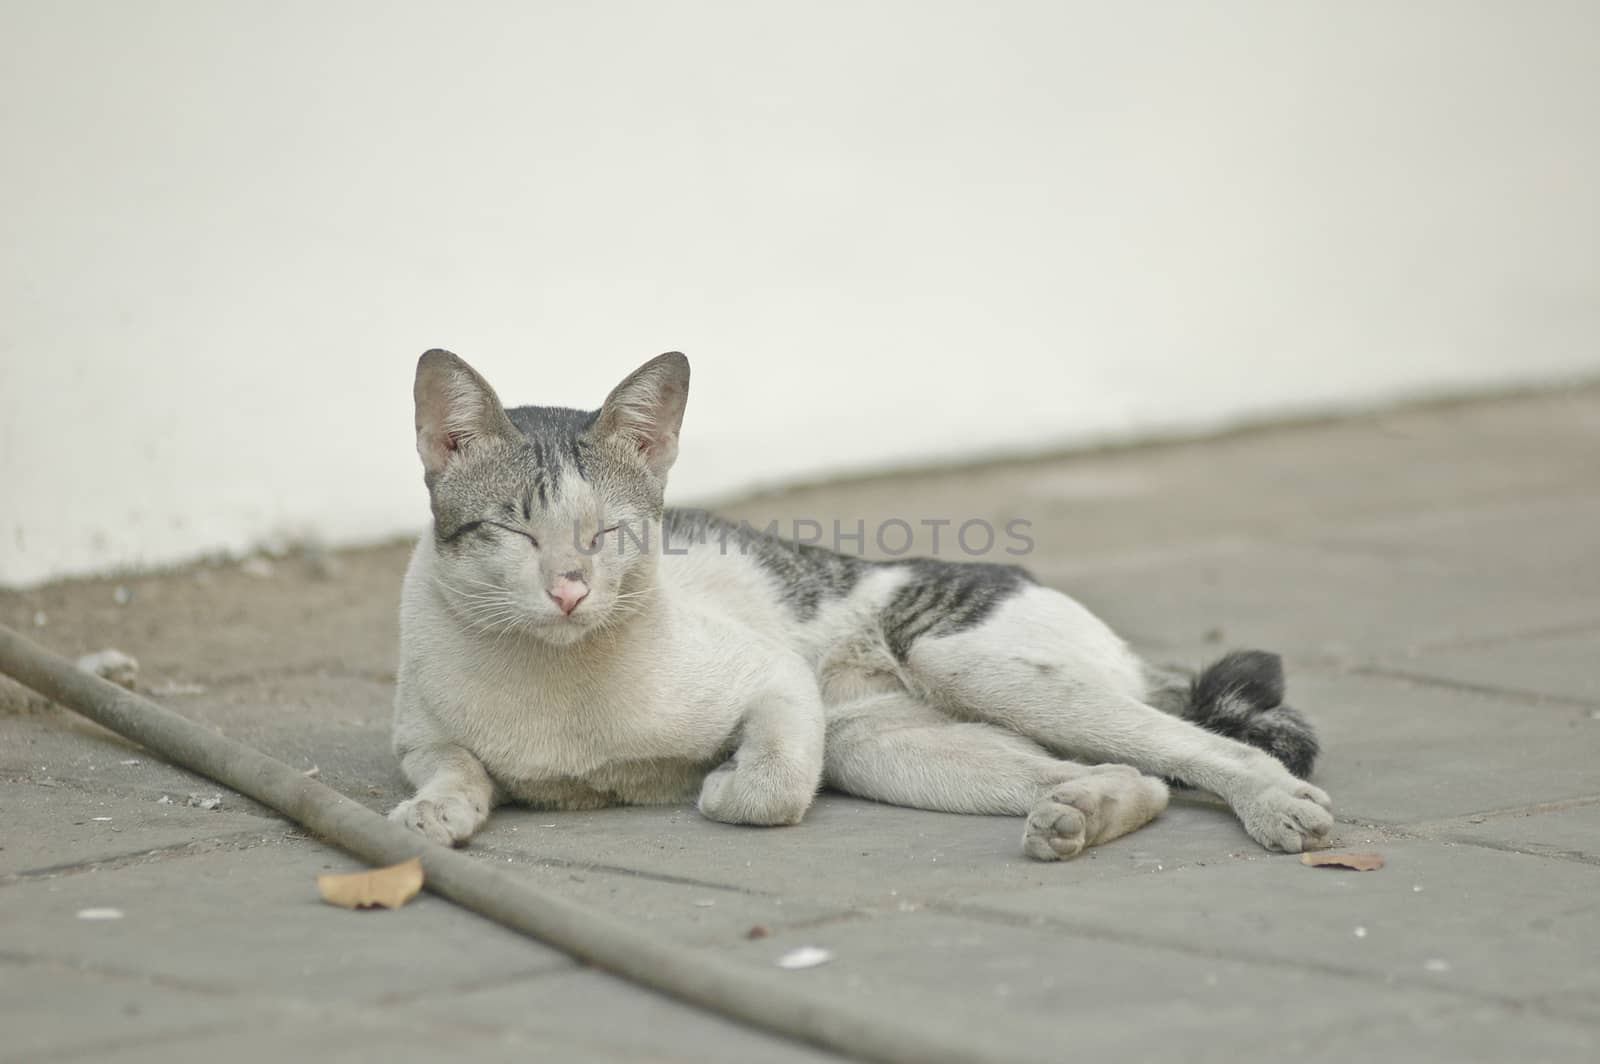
3 1 1597 587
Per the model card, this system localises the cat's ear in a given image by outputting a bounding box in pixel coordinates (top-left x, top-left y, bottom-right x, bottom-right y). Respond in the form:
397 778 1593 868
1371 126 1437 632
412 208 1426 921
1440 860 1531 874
592 352 690 482
413 349 518 479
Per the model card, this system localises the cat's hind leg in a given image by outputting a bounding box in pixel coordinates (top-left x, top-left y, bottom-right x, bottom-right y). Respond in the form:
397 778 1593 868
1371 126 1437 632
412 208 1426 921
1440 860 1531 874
906 584 1334 853
823 691 1168 860
389 743 499 847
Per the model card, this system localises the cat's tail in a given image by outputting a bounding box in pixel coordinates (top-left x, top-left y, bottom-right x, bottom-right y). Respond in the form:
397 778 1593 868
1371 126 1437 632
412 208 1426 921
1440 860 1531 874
1181 650 1319 779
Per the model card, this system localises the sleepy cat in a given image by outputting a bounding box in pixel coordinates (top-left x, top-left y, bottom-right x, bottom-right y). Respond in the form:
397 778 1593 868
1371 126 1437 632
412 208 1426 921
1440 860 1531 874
390 349 1331 859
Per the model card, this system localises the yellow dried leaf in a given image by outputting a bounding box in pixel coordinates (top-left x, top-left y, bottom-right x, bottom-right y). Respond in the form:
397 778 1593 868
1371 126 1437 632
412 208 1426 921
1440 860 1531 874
1300 851 1385 872
316 857 424 909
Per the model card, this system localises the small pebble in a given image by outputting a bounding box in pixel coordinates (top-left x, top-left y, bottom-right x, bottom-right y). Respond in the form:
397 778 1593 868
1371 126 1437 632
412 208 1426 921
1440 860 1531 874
112 585 132 605
32 610 48 628
75 649 140 689
90 817 113 822
1353 926 1367 938
746 925 772 940
1423 958 1451 973
157 795 174 805
693 899 716 908
77 908 124 921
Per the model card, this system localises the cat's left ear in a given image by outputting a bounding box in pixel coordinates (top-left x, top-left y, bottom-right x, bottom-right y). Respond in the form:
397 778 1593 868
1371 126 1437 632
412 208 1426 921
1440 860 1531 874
592 352 690 483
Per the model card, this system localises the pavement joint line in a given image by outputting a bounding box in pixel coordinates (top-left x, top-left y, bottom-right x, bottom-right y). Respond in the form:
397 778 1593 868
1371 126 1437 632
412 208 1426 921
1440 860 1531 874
160 659 397 693
367 961 582 1006
2 772 277 817
0 947 242 998
923 899 1598 1025
0 828 292 887
1434 835 1600 868
2 988 562 1064
1402 616 1600 655
8 1020 257 1064
3 946 837 1064
0 947 592 1050
1350 793 1600 832
466 843 781 896
1294 534 1446 561
1303 798 1600 868
1351 665 1600 711
1450 793 1600 823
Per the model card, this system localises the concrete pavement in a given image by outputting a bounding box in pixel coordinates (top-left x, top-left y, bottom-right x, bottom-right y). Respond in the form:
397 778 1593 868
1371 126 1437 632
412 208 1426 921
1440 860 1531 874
3 386 1598 1062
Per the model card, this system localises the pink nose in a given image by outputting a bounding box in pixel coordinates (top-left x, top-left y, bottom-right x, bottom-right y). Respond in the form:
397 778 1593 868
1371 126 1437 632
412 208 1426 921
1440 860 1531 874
547 578 589 616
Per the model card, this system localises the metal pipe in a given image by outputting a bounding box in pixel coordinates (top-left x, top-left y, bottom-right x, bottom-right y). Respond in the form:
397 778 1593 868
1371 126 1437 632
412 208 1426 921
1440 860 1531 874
0 623 1017 1064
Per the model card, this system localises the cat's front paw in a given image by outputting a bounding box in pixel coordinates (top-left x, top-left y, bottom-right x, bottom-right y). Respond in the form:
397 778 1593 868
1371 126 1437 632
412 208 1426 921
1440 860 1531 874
389 793 486 847
697 758 813 826
1236 778 1334 853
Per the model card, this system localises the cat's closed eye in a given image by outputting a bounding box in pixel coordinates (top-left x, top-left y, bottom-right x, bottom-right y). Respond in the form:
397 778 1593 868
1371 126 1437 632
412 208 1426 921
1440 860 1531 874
487 521 538 549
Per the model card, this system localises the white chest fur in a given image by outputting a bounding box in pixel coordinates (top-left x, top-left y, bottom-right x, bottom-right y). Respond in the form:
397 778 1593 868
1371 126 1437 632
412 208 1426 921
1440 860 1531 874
392 542 793 803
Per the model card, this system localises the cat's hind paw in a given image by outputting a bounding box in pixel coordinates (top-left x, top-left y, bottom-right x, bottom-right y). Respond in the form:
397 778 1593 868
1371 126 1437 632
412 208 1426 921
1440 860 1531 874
1022 771 1169 861
1236 779 1334 853
1023 797 1089 860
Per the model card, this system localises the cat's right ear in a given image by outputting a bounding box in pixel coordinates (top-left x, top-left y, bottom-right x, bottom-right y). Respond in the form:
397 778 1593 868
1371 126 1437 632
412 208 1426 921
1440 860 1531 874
413 349 518 480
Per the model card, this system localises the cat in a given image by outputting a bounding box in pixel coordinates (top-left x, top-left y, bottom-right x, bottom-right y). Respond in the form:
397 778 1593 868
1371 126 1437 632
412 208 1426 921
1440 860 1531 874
390 349 1332 859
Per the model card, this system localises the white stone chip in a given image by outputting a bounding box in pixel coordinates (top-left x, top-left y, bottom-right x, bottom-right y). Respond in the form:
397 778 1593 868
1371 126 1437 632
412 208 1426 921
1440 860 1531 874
776 946 833 970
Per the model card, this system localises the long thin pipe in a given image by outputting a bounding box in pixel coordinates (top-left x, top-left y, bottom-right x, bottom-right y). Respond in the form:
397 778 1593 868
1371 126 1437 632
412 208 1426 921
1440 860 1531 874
0 624 1024 1064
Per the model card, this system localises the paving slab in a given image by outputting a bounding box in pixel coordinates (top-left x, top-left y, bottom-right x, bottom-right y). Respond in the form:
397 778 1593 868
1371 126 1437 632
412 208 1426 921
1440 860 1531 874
411 969 840 1063
79 1021 546 1064
1380 625 1600 707
0 844 571 1007
1042 499 1600 663
1265 1001 1598 1064
461 841 842 946
1286 669 1600 823
0 984 586 1064
0 963 244 1064
0 780 276 878
957 839 1600 1017
703 907 1515 1064
1442 801 1600 864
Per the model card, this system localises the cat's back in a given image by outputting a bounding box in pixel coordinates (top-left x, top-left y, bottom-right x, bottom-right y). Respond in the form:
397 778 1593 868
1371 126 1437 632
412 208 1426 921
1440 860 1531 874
656 508 878 637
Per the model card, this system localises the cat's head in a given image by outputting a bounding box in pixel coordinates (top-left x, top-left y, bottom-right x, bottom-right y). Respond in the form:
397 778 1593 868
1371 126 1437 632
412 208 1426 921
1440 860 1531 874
413 348 689 647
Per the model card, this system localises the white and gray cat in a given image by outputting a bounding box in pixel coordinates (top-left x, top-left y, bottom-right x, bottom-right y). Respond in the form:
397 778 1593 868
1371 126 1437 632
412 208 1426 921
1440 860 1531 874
390 350 1332 859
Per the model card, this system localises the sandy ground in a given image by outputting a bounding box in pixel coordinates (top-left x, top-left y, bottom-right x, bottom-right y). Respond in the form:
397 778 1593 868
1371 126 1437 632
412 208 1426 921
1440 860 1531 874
3 386 1599 1062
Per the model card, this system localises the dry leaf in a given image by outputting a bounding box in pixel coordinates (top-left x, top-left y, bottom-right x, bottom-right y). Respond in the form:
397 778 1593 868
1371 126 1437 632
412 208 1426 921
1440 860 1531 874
1301 851 1385 872
317 858 425 910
